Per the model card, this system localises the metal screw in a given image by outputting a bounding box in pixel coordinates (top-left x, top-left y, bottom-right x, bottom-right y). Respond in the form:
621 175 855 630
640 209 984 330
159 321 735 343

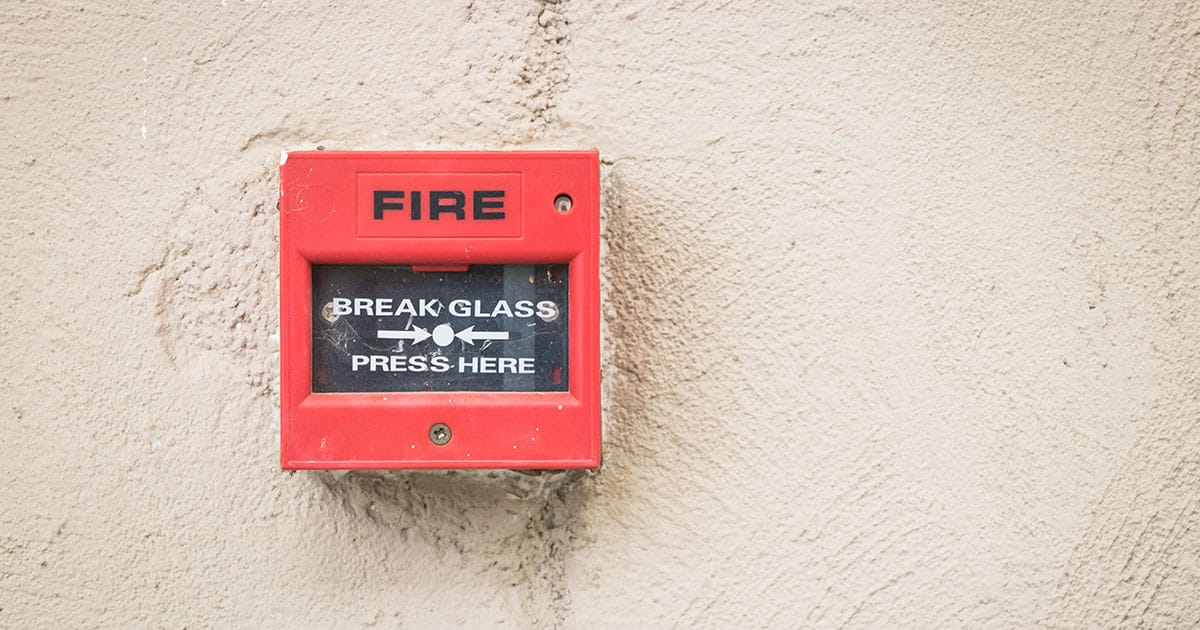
320 301 339 323
429 423 451 446
537 301 560 322
554 194 573 213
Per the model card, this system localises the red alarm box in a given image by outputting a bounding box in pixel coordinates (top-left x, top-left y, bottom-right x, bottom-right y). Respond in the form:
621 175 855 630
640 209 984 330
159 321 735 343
279 151 600 469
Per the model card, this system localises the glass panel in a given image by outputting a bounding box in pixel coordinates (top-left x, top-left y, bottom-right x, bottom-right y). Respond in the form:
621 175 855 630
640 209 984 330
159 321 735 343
311 264 569 392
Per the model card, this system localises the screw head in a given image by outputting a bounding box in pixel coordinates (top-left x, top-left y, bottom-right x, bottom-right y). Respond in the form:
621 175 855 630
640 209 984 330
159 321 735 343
429 423 451 446
320 301 339 323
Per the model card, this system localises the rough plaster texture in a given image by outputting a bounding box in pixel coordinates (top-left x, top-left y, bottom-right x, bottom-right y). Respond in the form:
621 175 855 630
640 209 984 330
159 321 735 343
2 1 1200 627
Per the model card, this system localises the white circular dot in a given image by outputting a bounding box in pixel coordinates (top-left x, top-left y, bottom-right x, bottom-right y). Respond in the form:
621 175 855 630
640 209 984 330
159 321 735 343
431 323 455 346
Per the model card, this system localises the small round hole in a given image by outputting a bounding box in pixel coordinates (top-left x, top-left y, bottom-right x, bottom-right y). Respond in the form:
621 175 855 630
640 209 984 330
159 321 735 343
554 194 573 214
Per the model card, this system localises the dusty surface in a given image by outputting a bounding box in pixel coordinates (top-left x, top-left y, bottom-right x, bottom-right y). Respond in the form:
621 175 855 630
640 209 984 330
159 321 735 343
3 1 1200 627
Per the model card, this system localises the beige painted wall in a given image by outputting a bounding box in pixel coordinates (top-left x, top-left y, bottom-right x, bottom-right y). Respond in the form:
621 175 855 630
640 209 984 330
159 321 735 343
3 1 1199 627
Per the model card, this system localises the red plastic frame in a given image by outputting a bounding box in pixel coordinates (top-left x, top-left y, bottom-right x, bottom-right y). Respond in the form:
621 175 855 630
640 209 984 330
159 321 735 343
279 151 600 469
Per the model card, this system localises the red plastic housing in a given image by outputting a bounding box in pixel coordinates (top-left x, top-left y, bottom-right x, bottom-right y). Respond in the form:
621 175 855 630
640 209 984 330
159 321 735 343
279 151 600 469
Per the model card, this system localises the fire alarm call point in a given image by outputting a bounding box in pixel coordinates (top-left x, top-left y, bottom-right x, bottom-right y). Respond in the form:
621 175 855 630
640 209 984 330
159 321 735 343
279 151 600 469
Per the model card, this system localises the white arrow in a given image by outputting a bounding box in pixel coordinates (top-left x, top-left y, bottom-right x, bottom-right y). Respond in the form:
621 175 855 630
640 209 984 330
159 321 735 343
377 326 432 344
455 326 510 345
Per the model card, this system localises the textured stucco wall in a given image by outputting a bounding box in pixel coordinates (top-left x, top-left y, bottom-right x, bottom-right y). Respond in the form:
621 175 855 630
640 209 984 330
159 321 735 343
3 1 1200 628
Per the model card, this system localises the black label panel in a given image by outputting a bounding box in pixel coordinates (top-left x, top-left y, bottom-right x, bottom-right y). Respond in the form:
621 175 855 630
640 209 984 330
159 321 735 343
311 264 569 392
